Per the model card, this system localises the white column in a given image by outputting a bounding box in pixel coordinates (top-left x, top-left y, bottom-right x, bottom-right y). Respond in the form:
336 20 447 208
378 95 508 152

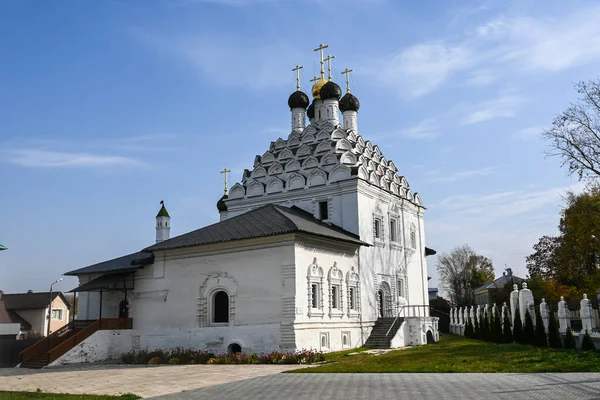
342 110 357 131
518 282 534 325
291 108 306 131
558 296 570 333
580 294 595 333
540 298 549 331
321 99 339 125
510 284 519 325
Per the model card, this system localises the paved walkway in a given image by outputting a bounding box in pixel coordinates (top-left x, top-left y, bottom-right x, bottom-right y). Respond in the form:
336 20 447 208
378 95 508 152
150 373 600 400
0 364 304 398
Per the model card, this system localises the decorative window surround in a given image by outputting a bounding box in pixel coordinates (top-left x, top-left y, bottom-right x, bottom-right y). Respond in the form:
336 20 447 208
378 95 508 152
307 258 324 318
410 223 417 249
346 266 361 317
198 272 237 327
320 332 330 350
328 263 344 318
342 331 351 348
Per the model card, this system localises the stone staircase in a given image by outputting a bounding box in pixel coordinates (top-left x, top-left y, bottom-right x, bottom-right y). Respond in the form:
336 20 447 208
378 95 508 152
364 317 404 349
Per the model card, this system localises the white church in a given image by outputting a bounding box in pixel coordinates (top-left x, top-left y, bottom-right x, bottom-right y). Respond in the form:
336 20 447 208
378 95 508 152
20 44 438 368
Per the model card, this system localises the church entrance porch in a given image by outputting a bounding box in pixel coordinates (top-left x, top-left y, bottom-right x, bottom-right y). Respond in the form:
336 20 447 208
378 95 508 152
377 282 393 318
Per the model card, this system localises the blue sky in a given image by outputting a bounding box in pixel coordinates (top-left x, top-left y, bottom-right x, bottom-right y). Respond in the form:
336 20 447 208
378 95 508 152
1 0 598 294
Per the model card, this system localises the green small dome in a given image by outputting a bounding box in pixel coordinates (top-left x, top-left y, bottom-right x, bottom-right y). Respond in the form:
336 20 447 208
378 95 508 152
156 201 170 218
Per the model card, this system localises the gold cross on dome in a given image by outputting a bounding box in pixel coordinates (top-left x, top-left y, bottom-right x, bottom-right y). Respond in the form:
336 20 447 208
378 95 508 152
292 65 303 91
324 55 335 81
341 68 353 93
310 75 319 83
313 43 329 79
220 167 231 195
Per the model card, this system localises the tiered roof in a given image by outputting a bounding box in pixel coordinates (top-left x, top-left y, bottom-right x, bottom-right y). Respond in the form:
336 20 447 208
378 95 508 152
228 119 423 206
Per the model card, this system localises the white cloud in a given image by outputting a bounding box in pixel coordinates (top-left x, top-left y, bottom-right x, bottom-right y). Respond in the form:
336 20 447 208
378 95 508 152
377 5 600 97
460 92 524 125
427 166 498 183
134 31 302 90
399 118 440 140
512 126 543 141
5 149 145 168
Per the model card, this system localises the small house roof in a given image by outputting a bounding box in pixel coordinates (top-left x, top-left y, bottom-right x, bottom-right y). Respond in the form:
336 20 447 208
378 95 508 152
474 273 525 293
1 292 70 311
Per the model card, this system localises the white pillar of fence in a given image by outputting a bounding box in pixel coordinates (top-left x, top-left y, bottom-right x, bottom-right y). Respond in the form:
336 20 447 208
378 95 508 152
510 284 519 325
540 298 549 331
558 296 570 334
518 282 534 326
469 306 475 327
580 294 595 333
502 302 509 323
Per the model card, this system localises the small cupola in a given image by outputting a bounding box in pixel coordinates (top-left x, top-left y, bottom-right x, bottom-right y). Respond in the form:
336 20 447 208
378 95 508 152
155 200 171 243
339 92 360 112
319 81 342 101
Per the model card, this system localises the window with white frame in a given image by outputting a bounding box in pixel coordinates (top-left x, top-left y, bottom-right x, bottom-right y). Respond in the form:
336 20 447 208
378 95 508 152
346 267 360 316
397 279 404 298
373 217 383 240
390 218 398 242
307 258 324 317
51 309 63 320
328 263 344 317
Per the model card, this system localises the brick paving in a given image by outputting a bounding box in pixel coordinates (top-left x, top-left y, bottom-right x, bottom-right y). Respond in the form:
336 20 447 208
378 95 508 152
0 364 304 398
150 373 600 400
2 366 600 399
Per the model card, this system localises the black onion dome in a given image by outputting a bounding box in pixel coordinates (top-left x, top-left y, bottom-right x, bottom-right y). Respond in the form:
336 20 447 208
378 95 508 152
287 90 309 110
217 194 228 212
319 81 342 100
307 102 315 119
339 93 360 112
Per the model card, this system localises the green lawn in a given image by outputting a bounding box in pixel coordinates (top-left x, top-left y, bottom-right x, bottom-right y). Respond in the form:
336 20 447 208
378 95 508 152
291 335 600 373
0 392 139 400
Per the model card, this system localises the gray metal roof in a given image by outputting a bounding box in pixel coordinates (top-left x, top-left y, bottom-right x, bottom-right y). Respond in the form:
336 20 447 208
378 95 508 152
474 273 525 292
64 252 154 276
144 204 368 252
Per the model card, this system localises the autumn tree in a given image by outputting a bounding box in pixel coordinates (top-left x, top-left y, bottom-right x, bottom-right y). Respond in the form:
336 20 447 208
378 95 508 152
437 245 494 306
543 80 600 182
526 235 561 279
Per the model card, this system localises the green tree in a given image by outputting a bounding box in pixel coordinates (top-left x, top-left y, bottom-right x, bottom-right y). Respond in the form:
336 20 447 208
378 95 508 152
513 307 524 344
526 236 561 280
464 314 473 338
473 313 480 339
482 312 490 341
502 311 513 343
565 327 577 349
547 312 562 349
581 330 596 351
534 308 547 347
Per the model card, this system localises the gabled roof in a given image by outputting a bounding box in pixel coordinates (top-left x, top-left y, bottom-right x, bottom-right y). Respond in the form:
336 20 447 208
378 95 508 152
144 204 368 252
64 251 154 276
474 273 526 292
2 292 70 311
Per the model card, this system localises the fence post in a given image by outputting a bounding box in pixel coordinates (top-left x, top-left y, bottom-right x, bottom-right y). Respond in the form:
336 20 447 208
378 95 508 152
558 296 570 334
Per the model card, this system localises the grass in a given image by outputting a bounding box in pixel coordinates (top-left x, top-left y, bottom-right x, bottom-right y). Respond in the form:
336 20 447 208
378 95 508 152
291 335 600 373
0 392 140 400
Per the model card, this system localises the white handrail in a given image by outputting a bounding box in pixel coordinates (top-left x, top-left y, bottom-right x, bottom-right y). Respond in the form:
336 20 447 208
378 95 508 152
386 305 405 336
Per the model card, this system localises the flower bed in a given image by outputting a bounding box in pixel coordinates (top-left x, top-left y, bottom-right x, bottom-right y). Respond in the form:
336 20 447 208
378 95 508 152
121 348 324 365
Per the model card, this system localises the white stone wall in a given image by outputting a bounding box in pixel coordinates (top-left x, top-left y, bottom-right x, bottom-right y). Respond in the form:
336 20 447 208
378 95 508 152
49 330 133 366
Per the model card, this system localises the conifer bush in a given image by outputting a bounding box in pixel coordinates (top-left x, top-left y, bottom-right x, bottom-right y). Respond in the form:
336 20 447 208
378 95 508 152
513 307 524 344
502 311 513 343
524 309 535 345
581 330 596 352
547 311 562 349
464 315 473 338
473 314 479 339
493 305 503 343
565 327 577 349
482 312 489 341
534 308 547 347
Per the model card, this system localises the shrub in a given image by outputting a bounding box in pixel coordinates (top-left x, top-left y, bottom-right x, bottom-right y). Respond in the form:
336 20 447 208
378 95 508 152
513 307 524 344
481 312 489 341
473 314 479 339
581 330 596 352
148 356 161 365
565 327 577 349
534 308 547 347
464 315 472 338
523 310 535 345
493 305 503 343
168 357 180 365
547 311 562 349
502 311 513 343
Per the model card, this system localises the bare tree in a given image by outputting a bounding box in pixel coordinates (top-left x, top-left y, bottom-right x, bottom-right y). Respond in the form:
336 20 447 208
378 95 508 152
543 80 600 181
437 244 495 306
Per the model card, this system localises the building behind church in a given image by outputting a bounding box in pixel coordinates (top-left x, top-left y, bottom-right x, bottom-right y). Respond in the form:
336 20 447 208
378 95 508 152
20 45 439 368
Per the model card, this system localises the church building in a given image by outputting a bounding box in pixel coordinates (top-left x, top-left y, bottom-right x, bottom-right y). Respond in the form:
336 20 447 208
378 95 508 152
20 44 438 368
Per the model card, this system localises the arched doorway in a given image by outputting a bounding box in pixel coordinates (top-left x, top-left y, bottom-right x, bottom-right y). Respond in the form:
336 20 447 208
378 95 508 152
426 330 435 344
377 282 392 318
213 291 229 323
227 343 242 354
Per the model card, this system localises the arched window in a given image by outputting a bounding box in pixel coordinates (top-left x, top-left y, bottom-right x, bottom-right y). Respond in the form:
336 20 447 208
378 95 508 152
213 291 229 323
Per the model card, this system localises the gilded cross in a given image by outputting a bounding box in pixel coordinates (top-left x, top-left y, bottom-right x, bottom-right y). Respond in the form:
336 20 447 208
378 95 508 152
324 55 335 81
292 65 303 91
220 167 231 195
341 68 353 93
310 75 319 83
313 43 329 79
